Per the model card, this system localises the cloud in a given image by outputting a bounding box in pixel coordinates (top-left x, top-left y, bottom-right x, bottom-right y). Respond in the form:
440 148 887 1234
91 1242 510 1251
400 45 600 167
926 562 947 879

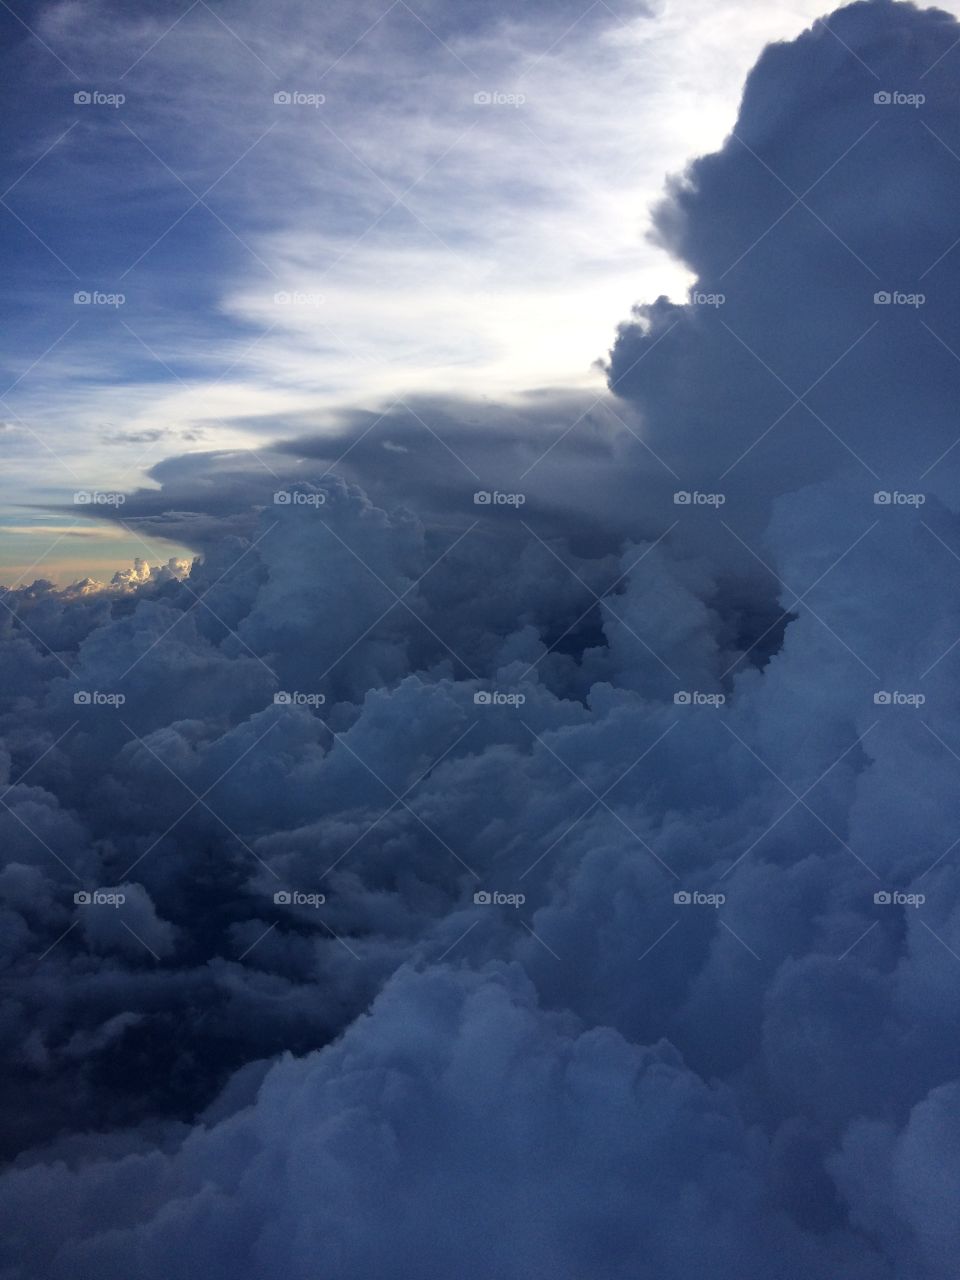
607 0 960 527
0 964 893 1280
2 3 960 1278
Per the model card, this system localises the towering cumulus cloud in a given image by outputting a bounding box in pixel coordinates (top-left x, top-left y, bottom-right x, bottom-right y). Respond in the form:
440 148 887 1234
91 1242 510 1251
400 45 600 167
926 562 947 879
3 2 960 1275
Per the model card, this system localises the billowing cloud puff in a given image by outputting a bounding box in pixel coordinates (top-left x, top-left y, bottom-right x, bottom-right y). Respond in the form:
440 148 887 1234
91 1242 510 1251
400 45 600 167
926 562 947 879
609 0 960 532
0 965 892 1280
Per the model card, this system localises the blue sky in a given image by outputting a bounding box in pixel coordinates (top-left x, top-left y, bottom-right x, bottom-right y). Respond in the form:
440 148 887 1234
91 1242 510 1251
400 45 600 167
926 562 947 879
0 0 899 582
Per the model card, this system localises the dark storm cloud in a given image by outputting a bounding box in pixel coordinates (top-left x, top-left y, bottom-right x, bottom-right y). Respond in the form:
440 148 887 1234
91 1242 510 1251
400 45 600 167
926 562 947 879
2 3 960 1277
608 0 960 527
70 392 657 552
